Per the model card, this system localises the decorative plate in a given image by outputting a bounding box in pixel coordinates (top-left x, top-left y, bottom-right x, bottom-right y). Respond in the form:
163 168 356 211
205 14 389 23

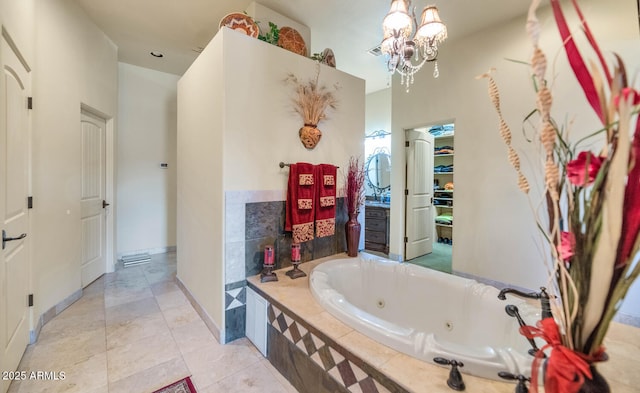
219 13 259 38
278 27 307 56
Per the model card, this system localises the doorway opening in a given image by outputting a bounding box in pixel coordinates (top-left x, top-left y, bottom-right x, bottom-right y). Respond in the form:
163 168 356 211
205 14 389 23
404 122 454 273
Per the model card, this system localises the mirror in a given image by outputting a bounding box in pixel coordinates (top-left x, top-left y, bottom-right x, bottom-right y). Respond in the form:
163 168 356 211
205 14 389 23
365 148 391 194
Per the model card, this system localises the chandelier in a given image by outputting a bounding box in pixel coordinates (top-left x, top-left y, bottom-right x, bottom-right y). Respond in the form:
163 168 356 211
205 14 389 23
380 0 447 90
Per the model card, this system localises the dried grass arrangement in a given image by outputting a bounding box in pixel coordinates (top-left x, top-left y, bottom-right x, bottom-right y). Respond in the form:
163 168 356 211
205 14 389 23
478 0 639 391
285 65 339 149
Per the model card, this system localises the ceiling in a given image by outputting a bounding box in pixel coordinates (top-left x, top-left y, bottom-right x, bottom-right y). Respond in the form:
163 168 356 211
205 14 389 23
72 0 532 93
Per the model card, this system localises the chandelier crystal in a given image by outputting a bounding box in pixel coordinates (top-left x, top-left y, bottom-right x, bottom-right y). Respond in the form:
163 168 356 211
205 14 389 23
380 1 447 90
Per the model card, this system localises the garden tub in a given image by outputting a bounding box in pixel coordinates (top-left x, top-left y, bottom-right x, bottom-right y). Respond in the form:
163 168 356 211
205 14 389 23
309 254 538 380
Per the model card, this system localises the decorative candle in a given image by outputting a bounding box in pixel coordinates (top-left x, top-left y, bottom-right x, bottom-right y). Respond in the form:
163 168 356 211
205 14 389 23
264 246 274 265
291 243 301 263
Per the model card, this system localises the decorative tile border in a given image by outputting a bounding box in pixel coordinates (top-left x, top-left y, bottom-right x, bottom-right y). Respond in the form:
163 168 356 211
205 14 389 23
225 280 247 311
267 303 396 393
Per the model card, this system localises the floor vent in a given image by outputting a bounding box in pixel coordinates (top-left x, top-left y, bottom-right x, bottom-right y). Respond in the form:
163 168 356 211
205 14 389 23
121 253 151 267
367 45 383 56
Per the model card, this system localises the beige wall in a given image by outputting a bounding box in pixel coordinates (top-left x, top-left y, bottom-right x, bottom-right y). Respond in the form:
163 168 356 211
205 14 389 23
366 88 391 135
31 0 118 319
117 63 178 256
222 31 365 190
389 0 640 300
178 29 365 338
177 31 226 334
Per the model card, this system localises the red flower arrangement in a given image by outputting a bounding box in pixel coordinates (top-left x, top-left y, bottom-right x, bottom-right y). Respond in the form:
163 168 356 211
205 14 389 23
345 156 365 217
479 0 640 391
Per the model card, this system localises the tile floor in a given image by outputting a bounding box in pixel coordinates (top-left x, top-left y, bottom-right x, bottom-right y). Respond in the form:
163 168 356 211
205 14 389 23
8 252 297 393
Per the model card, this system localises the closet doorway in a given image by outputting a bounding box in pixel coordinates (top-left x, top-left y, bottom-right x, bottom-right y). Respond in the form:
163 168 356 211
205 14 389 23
404 123 454 273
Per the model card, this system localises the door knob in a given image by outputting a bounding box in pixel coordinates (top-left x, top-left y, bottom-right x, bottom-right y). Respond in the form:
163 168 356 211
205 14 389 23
102 200 110 208
2 230 27 250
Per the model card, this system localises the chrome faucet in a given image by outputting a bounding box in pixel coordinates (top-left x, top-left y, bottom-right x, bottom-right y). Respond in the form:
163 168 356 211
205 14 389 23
497 287 552 319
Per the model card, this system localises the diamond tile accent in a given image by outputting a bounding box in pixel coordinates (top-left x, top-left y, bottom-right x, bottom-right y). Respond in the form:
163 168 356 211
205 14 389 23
267 303 390 393
224 286 246 310
318 345 335 371
337 360 358 387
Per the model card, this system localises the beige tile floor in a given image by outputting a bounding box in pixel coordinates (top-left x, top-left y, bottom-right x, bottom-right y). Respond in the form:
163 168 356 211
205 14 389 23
8 252 298 393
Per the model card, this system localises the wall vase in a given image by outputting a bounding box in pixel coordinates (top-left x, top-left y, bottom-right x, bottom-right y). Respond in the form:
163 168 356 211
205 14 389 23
299 124 322 149
345 212 360 257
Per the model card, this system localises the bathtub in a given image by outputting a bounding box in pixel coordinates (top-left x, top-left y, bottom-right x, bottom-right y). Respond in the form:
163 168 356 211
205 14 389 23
309 254 539 381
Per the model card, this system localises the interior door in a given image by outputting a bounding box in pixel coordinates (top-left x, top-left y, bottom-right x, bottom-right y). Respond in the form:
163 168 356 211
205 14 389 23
80 110 107 287
1 31 31 393
405 129 434 260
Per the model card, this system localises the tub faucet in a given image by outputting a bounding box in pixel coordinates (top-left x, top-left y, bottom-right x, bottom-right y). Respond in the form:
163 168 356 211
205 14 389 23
433 357 465 391
497 287 552 319
498 371 530 393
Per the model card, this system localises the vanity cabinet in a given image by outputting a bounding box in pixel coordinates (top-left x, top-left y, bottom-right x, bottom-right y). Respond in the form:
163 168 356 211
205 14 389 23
364 204 390 254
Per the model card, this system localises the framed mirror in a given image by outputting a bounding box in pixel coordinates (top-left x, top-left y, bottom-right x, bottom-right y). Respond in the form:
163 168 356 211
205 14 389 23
365 147 391 194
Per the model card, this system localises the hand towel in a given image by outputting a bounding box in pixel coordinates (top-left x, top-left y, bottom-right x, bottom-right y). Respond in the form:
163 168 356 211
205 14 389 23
315 164 337 238
285 162 316 243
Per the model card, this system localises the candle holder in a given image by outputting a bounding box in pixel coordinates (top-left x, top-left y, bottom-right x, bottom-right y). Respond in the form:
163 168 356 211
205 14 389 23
286 243 306 279
261 245 278 282
260 264 279 282
285 260 306 279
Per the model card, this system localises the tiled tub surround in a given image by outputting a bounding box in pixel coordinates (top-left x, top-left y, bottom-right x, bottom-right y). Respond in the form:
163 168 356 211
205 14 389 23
247 254 640 393
223 190 348 343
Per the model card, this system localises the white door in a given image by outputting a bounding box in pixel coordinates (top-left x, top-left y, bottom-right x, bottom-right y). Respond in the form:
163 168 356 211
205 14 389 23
405 129 434 260
80 111 107 287
0 31 31 393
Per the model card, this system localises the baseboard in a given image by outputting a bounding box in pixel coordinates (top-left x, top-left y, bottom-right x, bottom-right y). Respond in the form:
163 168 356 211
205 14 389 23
30 288 83 344
176 277 223 343
613 312 640 328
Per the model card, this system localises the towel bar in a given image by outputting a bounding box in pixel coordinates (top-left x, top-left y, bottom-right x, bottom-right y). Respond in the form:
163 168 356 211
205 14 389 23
279 162 339 168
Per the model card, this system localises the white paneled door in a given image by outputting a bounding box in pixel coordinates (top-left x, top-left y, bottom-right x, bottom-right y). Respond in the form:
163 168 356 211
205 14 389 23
1 30 31 393
405 129 434 260
80 110 107 287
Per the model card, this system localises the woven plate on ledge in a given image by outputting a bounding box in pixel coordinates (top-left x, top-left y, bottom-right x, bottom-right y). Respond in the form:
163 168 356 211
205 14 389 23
219 12 259 38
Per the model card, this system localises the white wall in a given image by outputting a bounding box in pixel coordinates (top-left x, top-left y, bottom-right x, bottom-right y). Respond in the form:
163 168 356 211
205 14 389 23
389 0 640 317
222 31 365 191
32 0 117 318
178 28 365 338
117 63 178 256
366 88 391 134
177 31 226 335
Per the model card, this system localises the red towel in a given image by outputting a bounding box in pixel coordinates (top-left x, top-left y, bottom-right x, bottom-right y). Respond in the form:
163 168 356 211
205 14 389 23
315 164 337 238
285 163 316 243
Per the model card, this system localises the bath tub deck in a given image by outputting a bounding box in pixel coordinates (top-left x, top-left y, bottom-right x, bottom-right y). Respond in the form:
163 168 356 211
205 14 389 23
247 253 640 393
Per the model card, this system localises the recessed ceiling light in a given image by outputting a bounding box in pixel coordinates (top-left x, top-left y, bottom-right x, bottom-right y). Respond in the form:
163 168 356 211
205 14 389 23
150 51 164 58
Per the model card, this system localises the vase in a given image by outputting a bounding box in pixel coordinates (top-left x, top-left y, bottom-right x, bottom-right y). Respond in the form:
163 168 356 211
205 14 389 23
345 212 360 257
299 125 322 149
578 365 610 393
542 359 610 393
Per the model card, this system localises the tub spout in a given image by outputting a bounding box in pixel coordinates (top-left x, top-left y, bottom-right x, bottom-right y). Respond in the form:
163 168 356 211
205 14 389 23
433 357 465 391
498 287 552 319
